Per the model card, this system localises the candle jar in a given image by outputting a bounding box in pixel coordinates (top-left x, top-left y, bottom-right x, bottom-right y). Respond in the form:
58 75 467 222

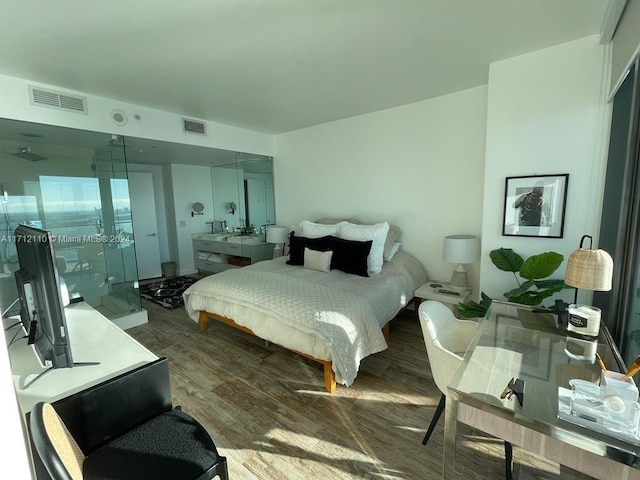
567 304 601 337
564 336 597 362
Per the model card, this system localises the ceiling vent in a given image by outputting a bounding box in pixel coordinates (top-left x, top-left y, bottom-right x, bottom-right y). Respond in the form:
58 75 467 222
28 86 88 114
182 118 207 136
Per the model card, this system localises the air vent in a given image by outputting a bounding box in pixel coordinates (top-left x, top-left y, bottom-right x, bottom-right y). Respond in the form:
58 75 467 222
182 118 207 135
28 86 88 114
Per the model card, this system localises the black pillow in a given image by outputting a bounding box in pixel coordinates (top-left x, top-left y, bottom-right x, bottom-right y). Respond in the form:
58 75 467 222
287 233 332 266
329 237 372 277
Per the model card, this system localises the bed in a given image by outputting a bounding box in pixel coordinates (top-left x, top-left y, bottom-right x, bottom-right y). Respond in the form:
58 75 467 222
183 221 427 393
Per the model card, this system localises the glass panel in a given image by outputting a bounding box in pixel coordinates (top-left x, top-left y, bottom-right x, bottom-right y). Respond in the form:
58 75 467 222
92 139 141 316
449 301 639 464
0 119 141 322
595 66 636 329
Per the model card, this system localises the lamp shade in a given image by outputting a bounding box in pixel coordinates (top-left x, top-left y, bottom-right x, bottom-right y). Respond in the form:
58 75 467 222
565 247 613 291
266 225 289 244
443 235 480 264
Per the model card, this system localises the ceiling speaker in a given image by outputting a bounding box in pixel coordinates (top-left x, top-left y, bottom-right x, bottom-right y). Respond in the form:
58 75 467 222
110 109 128 126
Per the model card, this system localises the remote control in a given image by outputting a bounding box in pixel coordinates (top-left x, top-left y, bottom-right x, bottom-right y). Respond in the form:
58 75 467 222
438 289 460 295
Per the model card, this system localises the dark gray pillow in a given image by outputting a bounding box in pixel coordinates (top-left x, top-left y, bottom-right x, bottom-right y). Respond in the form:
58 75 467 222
329 237 372 277
287 233 332 266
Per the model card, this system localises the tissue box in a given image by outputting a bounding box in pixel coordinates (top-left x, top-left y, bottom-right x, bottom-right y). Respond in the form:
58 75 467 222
601 371 639 403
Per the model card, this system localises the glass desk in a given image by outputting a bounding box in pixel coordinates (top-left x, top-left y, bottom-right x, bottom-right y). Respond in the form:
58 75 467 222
443 301 640 480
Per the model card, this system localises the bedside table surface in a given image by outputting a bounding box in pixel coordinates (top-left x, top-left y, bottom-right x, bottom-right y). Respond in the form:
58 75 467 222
415 281 471 303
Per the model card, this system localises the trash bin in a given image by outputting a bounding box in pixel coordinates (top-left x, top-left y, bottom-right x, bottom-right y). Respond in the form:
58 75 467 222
161 261 176 277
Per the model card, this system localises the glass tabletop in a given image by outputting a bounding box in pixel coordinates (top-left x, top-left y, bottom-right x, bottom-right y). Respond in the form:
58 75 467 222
449 300 640 463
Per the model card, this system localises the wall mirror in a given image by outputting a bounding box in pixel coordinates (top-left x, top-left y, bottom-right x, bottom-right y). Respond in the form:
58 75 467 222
211 153 274 233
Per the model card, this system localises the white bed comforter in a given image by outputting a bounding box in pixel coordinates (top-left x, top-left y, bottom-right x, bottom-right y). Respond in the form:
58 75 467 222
183 251 426 386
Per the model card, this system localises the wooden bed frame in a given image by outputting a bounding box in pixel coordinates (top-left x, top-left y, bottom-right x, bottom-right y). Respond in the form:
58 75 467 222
198 310 391 394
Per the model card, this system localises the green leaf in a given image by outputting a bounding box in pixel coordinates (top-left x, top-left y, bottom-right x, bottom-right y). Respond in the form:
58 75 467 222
457 293 492 319
533 279 572 290
504 280 534 299
456 301 488 318
490 248 524 273
480 292 493 306
519 252 564 280
509 289 558 306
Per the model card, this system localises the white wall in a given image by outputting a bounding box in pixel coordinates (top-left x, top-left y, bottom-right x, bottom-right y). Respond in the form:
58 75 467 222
481 35 609 303
0 73 273 157
274 86 488 292
169 164 215 275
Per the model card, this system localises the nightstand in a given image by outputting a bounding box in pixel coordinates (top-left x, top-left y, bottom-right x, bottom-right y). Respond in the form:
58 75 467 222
414 281 472 317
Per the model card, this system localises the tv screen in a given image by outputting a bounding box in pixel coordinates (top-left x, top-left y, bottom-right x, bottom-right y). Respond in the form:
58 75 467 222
13 224 73 369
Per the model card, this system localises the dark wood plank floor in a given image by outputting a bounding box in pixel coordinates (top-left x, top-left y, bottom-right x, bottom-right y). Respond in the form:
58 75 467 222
127 298 592 480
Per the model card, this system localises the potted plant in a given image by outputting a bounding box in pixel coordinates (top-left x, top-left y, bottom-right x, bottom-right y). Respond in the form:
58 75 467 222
457 247 572 318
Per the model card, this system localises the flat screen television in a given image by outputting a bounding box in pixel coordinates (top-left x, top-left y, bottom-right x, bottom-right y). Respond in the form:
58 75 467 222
13 224 73 371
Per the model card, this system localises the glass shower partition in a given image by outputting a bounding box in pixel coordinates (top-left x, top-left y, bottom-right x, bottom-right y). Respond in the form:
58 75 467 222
0 129 142 324
91 136 142 319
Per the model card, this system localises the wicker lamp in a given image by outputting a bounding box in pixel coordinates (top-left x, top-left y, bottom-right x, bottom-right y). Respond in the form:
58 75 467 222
565 235 613 303
564 235 613 336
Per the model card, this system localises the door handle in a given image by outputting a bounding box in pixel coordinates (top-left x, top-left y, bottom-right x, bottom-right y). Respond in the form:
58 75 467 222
147 233 157 237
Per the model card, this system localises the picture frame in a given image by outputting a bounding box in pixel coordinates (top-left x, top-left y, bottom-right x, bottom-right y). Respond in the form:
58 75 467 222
502 174 569 238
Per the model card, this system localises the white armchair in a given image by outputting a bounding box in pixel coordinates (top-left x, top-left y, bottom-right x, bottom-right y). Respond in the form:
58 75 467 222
418 300 514 480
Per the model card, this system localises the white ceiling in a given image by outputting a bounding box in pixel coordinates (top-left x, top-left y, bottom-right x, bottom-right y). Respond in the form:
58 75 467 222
0 0 610 135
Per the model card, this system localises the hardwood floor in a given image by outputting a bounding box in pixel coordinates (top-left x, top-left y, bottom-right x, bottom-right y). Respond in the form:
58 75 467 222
127 298 593 480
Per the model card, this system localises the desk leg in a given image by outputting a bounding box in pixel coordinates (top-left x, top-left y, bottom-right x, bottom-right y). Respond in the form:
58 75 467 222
443 391 457 480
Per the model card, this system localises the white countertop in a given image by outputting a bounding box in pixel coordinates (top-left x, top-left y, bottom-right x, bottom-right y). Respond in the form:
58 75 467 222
5 301 158 413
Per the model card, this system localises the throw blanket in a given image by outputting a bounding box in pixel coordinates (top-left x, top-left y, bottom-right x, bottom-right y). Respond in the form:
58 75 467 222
183 269 388 386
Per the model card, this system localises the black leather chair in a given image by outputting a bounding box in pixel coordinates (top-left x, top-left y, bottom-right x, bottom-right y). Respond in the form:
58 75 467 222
28 357 228 480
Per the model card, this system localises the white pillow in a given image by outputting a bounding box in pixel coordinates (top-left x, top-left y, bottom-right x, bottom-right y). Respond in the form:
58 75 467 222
383 225 401 259
338 222 389 274
303 247 333 272
383 241 401 262
299 220 343 239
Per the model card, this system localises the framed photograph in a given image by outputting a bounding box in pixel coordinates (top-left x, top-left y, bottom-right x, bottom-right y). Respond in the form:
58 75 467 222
502 174 569 238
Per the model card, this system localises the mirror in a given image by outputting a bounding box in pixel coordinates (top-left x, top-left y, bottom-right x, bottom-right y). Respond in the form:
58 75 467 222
211 153 273 233
191 202 204 217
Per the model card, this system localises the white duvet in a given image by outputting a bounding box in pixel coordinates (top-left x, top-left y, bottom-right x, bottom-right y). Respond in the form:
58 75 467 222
183 251 426 386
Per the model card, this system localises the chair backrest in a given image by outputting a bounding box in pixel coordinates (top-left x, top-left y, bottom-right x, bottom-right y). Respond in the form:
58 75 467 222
418 301 479 395
52 357 172 454
29 402 84 480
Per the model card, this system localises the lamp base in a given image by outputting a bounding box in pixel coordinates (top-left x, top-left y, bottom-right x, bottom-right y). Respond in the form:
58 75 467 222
450 264 469 290
272 244 284 259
